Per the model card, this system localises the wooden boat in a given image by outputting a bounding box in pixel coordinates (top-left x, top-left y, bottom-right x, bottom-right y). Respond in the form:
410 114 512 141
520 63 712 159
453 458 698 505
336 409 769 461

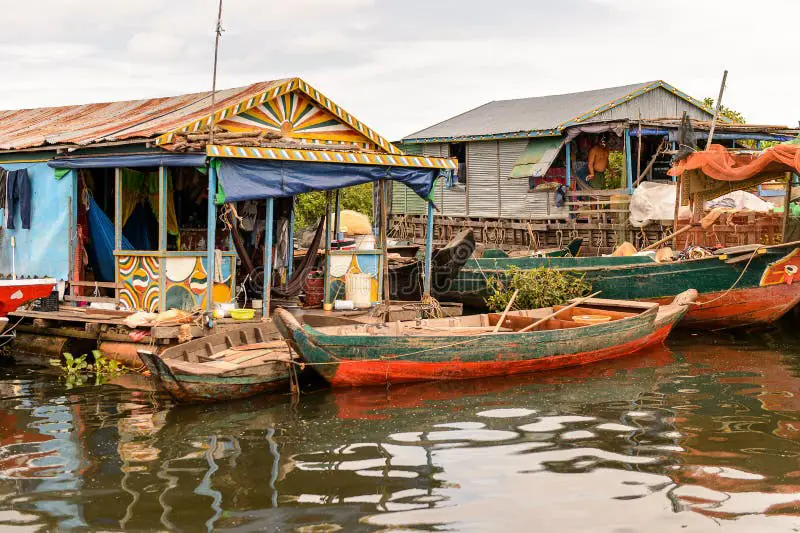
138 324 293 403
389 229 475 300
0 277 56 316
482 238 583 259
437 240 800 329
273 290 696 388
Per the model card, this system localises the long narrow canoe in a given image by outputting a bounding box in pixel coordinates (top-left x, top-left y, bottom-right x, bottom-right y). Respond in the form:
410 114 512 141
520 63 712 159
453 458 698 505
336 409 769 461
138 324 293 403
438 240 800 329
274 290 695 388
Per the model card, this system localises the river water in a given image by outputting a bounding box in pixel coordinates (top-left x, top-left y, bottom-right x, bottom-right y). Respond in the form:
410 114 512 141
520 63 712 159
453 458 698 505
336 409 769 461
2 326 800 532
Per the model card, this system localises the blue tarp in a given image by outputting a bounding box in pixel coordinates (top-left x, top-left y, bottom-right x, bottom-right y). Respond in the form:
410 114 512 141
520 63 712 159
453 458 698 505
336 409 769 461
0 162 72 279
216 158 438 202
87 196 133 282
48 153 206 169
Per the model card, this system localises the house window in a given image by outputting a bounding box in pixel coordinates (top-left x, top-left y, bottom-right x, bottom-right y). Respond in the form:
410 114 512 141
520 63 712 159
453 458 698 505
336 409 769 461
449 142 467 184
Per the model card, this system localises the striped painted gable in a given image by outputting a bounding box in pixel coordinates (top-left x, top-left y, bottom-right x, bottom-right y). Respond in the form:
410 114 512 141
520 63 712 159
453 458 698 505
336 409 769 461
156 77 401 154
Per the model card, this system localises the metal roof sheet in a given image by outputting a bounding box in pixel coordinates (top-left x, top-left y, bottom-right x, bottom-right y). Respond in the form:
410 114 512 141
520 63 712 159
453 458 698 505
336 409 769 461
404 80 713 142
0 79 290 150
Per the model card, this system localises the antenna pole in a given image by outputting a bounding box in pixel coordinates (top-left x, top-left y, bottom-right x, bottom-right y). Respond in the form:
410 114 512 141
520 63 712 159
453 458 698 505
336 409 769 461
209 0 224 146
706 70 728 148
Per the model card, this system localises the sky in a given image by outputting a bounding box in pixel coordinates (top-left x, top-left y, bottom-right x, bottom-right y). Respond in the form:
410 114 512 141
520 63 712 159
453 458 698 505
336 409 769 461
0 0 797 140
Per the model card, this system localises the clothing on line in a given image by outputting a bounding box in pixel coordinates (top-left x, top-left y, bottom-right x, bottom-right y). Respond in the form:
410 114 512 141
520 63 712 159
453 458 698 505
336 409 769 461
5 169 31 229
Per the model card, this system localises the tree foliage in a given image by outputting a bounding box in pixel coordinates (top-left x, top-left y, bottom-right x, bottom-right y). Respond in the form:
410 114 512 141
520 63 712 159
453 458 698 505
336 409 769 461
294 183 373 229
702 97 746 124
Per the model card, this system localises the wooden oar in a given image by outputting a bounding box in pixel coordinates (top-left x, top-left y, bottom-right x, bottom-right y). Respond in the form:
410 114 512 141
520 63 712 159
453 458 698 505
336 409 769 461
517 291 602 333
492 289 519 333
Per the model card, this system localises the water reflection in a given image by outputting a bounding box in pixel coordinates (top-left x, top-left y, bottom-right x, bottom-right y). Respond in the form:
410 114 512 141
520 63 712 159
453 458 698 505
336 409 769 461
0 331 799 531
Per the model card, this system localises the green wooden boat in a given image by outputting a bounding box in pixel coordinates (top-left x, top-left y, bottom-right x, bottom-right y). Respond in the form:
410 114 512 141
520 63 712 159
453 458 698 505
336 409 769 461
138 324 293 403
436 240 800 329
273 291 695 388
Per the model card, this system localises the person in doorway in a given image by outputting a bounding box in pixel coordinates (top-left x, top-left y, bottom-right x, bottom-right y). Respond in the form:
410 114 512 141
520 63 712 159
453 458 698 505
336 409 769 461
587 134 611 184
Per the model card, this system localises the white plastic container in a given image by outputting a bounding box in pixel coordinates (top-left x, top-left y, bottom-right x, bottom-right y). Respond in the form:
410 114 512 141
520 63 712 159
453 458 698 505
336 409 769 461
334 299 354 310
345 273 372 308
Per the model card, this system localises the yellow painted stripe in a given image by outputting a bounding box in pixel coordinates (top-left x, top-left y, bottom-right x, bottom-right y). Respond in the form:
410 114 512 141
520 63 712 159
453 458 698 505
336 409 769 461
206 144 457 169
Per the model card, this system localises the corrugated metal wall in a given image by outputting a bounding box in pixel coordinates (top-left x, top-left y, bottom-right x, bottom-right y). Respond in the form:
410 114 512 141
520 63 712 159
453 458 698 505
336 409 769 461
466 140 499 217
595 87 713 122
390 142 430 215
498 139 530 218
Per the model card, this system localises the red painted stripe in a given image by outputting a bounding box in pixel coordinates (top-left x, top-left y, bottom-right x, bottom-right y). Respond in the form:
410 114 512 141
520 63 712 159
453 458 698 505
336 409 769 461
648 283 800 329
0 282 55 316
328 324 674 388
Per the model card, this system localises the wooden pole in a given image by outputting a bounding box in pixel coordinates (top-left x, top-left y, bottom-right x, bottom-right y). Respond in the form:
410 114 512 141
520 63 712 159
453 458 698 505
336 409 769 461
518 291 602 333
672 174 683 249
423 200 435 296
209 0 224 146
782 172 792 243
380 180 390 302
644 224 694 251
263 197 274 318
323 191 333 307
206 163 217 311
636 110 643 183
492 289 519 333
706 70 728 148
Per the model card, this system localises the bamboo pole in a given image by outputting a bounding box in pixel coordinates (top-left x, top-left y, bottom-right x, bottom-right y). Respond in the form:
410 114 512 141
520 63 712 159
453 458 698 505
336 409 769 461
492 289 519 333
518 291 602 333
644 224 694 251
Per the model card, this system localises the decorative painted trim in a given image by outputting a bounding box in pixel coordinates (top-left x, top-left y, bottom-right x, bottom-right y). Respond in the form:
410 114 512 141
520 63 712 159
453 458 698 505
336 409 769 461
155 77 403 155
207 144 458 169
403 129 562 144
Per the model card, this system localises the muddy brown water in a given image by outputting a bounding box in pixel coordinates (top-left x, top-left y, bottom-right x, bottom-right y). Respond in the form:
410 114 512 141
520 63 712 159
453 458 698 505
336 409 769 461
2 327 800 532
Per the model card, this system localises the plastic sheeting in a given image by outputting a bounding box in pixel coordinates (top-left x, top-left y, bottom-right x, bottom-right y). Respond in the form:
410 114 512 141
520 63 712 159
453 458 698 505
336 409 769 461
48 153 206 169
87 196 133 282
0 162 72 279
669 143 800 181
216 158 437 202
629 181 774 227
629 181 678 227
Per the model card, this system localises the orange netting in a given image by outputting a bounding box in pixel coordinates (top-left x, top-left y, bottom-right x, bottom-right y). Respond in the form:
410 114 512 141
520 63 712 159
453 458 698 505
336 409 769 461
668 143 800 181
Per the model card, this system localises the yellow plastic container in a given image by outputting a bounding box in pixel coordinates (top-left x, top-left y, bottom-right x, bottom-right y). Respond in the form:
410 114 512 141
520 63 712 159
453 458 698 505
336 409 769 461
229 308 256 320
572 314 612 325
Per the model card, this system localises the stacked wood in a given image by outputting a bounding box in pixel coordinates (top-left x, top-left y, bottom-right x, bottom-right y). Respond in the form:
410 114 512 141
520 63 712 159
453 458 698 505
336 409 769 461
168 128 367 154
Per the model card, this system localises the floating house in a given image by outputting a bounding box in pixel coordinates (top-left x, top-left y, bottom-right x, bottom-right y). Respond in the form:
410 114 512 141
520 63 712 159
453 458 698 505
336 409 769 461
0 78 453 361
391 80 797 253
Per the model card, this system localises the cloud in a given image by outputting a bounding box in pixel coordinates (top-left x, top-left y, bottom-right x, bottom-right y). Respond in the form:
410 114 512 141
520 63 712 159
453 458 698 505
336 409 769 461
0 0 796 139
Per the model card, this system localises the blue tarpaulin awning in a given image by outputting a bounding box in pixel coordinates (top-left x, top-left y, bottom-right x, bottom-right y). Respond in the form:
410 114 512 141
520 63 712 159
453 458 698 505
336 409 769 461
48 153 207 169
215 158 438 203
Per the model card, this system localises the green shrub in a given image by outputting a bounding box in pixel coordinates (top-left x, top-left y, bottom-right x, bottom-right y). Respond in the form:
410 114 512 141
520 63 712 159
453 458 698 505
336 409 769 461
485 266 591 312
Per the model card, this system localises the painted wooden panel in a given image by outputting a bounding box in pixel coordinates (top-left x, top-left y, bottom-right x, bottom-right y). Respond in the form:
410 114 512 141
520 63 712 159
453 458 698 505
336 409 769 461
164 255 235 311
326 252 382 304
118 255 161 312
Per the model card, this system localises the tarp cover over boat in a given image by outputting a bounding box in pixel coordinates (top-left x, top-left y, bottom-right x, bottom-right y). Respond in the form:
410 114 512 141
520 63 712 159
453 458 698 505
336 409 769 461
215 158 438 202
669 142 800 181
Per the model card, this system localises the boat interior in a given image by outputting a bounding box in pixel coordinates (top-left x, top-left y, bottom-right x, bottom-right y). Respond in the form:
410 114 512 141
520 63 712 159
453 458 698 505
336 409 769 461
311 299 657 337
156 325 291 373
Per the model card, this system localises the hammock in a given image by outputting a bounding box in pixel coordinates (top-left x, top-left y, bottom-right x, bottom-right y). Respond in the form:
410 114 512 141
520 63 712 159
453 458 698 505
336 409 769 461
87 196 133 282
272 214 326 298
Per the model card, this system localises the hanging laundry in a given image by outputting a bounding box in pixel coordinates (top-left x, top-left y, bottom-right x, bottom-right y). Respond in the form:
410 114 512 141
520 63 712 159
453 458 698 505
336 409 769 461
0 168 7 210
5 169 31 229
239 201 258 231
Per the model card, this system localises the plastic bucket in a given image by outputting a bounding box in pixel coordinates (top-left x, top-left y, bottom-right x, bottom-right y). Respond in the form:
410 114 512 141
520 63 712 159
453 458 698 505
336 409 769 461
345 273 372 308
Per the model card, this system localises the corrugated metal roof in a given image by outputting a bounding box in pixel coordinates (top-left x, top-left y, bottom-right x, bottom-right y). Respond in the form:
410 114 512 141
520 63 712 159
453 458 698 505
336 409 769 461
0 80 290 150
404 80 714 142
